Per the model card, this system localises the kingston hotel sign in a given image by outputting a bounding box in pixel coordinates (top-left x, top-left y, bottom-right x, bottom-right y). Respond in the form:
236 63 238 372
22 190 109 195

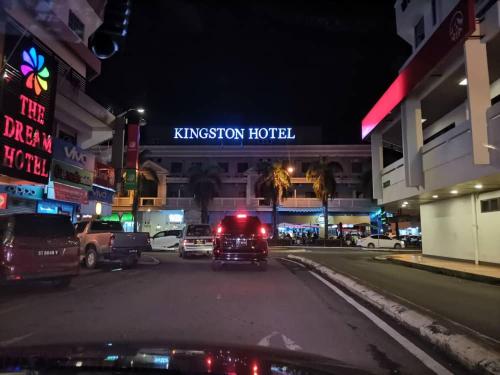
173 127 296 142
0 21 57 184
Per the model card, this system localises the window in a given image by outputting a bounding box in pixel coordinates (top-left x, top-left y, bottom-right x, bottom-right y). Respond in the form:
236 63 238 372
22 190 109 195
171 162 182 174
186 225 212 236
481 198 500 213
68 10 85 39
89 221 123 232
302 162 310 173
431 0 438 26
75 222 87 234
352 162 362 174
237 162 249 173
14 215 75 237
414 17 425 48
218 162 229 173
153 231 166 238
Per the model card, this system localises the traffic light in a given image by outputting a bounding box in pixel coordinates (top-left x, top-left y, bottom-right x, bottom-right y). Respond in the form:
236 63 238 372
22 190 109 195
90 0 132 59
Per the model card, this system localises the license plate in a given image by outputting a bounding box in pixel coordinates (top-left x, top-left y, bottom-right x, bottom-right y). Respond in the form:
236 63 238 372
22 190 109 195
236 239 247 247
195 239 204 244
36 250 59 256
129 249 138 253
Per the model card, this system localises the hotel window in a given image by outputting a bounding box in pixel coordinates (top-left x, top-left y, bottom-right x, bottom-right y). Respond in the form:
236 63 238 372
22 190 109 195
218 162 229 173
237 162 249 173
414 17 425 48
171 162 182 174
481 198 500 213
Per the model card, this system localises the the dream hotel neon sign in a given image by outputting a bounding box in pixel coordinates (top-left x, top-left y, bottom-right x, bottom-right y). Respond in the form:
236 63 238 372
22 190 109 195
174 127 296 141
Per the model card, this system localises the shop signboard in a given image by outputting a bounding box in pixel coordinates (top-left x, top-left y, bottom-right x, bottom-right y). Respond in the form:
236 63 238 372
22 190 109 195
52 160 93 189
0 21 57 183
94 161 115 189
37 200 75 216
53 138 95 171
88 185 114 204
53 182 88 204
0 184 43 200
124 168 137 190
0 193 8 209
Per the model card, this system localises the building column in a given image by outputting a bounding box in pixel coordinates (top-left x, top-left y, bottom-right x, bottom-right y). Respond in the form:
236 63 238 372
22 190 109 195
246 173 256 205
157 174 167 203
401 96 424 187
464 30 491 165
370 130 383 200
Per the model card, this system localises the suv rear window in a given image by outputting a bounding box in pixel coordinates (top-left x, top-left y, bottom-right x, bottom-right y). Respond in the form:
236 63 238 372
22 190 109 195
90 221 124 232
186 225 212 236
14 215 75 237
221 216 262 235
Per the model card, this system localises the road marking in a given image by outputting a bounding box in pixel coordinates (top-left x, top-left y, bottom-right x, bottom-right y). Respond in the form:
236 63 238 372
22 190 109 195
0 332 34 347
258 332 302 351
309 271 453 375
281 334 302 351
0 303 26 315
279 258 306 268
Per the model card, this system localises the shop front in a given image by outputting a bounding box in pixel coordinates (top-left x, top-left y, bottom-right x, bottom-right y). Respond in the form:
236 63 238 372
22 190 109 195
80 162 116 220
0 184 44 215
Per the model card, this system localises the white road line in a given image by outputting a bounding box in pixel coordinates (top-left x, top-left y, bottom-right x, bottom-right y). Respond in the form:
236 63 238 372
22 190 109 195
0 303 26 315
309 271 453 375
0 332 34 347
258 331 279 346
281 334 302 351
279 258 306 268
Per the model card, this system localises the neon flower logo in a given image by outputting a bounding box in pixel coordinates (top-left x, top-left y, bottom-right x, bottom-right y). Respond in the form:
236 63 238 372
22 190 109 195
20 47 50 96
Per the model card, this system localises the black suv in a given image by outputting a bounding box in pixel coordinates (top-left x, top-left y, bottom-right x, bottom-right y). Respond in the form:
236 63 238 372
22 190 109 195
212 214 268 271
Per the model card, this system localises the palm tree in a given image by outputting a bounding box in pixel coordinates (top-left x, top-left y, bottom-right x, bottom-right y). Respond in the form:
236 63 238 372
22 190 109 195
188 163 222 223
306 157 337 241
254 160 291 239
131 150 158 232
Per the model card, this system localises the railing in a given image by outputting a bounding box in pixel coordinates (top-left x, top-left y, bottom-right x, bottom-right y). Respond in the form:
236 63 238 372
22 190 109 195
281 198 375 210
165 197 263 210
113 196 133 206
141 197 166 206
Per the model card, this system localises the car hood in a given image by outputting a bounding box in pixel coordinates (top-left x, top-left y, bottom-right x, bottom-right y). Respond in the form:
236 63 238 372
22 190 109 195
0 341 374 374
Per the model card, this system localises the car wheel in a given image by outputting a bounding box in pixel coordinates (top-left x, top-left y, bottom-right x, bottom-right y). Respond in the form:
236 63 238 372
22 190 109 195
181 250 187 259
211 260 222 271
85 247 98 269
258 260 268 272
53 277 71 288
367 243 375 248
394 243 402 249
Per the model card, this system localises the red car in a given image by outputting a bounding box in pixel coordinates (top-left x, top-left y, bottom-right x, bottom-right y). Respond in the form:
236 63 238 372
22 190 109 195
0 214 80 287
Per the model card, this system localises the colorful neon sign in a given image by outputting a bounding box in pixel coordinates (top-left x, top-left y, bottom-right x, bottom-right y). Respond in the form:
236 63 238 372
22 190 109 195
0 25 57 185
173 127 296 141
20 47 50 96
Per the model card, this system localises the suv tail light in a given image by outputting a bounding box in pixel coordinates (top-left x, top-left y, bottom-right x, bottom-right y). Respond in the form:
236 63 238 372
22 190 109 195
216 226 223 237
259 226 268 239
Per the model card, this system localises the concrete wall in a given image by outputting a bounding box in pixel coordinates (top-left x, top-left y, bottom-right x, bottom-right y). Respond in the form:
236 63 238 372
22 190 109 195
421 190 500 264
476 189 500 263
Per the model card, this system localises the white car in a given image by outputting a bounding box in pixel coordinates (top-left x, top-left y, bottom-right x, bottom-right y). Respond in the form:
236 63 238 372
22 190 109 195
150 229 183 251
357 234 405 249
178 224 213 258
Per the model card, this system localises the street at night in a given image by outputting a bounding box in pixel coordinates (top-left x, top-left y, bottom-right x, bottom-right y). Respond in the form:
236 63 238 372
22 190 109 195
0 251 467 374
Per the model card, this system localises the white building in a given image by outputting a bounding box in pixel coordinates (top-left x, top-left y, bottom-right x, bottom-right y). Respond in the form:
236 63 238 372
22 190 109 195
105 143 377 235
364 0 500 264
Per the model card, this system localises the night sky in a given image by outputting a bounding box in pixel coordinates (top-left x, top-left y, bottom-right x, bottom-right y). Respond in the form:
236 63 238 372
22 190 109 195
88 0 411 145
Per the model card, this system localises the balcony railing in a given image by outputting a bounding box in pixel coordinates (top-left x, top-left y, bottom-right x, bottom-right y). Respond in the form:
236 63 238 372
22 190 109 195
281 198 375 210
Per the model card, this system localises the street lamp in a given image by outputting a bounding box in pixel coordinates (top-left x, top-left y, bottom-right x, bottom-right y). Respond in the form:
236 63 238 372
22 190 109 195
287 166 294 174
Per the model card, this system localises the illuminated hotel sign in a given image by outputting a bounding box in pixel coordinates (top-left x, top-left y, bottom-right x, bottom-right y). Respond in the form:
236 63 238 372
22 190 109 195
0 24 57 184
173 127 296 141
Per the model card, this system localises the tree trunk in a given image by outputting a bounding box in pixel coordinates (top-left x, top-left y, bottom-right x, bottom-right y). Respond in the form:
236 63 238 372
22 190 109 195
272 199 278 239
201 202 208 224
132 190 139 232
323 198 329 243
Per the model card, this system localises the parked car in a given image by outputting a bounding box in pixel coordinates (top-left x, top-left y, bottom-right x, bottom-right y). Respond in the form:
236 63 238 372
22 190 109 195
212 214 268 271
0 214 79 287
75 220 151 268
178 224 213 258
150 229 183 251
357 234 405 249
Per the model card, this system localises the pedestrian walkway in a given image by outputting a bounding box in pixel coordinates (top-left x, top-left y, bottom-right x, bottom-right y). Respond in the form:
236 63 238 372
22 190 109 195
388 253 500 283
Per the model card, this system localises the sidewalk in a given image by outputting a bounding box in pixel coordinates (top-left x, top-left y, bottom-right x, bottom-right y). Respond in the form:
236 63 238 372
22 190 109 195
295 250 500 342
386 253 500 284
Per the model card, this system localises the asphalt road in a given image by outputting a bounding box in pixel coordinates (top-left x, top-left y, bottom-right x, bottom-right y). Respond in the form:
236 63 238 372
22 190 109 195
0 252 465 374
282 247 500 342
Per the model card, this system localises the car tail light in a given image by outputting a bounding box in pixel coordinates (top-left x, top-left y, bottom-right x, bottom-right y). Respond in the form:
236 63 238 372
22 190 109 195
259 226 268 239
216 226 223 235
109 234 115 248
236 213 247 219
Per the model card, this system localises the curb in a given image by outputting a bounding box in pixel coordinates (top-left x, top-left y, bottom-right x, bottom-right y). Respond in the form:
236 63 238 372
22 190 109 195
288 255 500 374
387 257 500 285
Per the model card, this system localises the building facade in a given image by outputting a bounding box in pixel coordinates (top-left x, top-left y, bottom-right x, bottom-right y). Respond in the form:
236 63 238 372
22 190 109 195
364 0 500 264
0 1 115 220
109 144 377 236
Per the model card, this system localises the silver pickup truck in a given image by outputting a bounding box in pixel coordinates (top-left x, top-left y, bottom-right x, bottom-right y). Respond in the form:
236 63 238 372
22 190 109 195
75 220 152 269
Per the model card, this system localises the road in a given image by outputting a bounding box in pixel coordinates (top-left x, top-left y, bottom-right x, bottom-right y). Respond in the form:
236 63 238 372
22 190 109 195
282 247 500 342
0 252 465 375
